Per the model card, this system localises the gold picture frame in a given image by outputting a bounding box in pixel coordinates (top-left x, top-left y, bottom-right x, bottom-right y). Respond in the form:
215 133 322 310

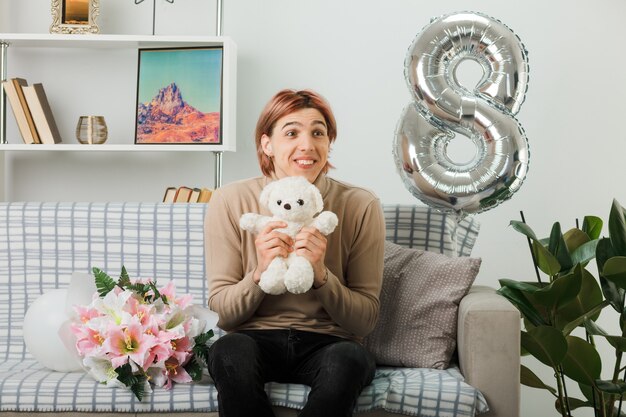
50 0 100 34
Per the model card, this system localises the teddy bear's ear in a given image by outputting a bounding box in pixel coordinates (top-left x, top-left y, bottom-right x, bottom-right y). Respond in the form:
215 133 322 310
310 184 324 213
259 181 276 208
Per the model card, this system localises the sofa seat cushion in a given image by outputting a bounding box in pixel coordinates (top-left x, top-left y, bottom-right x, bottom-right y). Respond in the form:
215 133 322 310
0 358 487 416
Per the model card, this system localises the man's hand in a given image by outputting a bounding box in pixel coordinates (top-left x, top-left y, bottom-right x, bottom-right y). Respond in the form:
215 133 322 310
294 226 328 288
252 221 293 284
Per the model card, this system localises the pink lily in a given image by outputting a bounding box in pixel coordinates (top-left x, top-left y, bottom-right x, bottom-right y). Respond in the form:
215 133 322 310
159 281 193 309
127 297 154 327
104 318 157 369
170 336 192 365
73 305 101 324
72 324 106 357
163 357 192 389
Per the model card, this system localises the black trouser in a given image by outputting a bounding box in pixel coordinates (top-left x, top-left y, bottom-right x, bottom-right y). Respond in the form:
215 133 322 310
207 329 376 417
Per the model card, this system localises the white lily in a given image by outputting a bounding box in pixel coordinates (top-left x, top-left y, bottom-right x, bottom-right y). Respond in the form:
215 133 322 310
92 290 133 325
146 364 167 388
83 356 125 388
185 316 204 339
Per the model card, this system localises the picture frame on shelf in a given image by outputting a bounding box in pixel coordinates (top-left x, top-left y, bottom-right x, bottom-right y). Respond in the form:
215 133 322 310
50 0 100 34
134 46 224 145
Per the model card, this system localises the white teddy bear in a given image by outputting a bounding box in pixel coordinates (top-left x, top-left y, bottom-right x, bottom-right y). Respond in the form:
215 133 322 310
239 176 338 295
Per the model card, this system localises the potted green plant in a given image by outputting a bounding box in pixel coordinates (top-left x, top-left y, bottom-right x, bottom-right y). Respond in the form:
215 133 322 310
498 199 626 417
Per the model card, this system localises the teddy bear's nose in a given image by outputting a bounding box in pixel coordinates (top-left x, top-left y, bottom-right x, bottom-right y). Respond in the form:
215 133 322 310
284 203 291 210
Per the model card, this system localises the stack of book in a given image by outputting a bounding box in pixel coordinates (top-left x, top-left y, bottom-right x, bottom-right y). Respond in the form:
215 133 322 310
1 77 62 144
162 186 213 203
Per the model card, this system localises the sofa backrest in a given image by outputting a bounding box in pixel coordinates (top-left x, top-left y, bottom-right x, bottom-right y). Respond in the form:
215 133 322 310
0 202 207 362
0 202 479 362
383 204 479 257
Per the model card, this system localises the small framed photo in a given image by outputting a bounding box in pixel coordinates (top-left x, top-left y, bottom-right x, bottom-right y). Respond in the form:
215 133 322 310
135 47 224 145
50 0 100 34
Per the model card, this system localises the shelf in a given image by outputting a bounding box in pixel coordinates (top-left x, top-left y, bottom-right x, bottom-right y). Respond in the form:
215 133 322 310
0 33 235 49
0 143 230 152
0 32 237 152
0 32 237 200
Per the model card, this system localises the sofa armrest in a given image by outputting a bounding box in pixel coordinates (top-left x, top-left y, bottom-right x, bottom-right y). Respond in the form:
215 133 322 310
457 285 521 417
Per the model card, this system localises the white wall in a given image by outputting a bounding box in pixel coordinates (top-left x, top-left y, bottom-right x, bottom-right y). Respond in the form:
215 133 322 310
4 1 626 415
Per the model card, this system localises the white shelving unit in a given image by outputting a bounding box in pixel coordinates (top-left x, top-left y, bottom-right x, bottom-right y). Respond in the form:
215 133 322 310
0 33 237 200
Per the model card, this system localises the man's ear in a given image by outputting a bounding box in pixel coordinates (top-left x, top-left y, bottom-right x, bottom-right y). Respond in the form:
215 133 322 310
261 135 273 156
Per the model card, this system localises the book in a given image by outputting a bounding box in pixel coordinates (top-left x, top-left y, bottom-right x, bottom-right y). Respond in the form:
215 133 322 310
1 78 39 144
162 186 176 203
197 187 213 203
12 79 41 144
188 188 201 203
22 83 62 144
174 186 193 202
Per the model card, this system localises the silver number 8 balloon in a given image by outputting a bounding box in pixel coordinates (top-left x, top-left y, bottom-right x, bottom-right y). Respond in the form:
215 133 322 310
394 11 530 217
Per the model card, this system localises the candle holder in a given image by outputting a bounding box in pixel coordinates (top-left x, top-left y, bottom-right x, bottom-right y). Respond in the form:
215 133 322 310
76 115 107 145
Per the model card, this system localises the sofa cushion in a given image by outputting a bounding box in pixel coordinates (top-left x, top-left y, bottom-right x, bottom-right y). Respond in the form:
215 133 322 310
382 204 479 256
363 241 481 369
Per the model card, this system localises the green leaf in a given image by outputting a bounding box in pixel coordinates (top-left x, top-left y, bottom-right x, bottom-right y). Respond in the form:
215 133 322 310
556 268 603 330
126 282 149 295
555 397 592 412
601 275 625 314
194 329 214 346
609 199 626 256
570 240 599 267
564 228 591 255
582 216 603 240
510 220 539 241
584 318 626 352
549 222 573 271
499 279 542 294
603 257 626 290
521 326 568 368
193 330 214 366
530 264 583 311
578 382 595 404
115 363 137 386
532 240 561 276
561 335 602 386
144 281 167 304
595 379 626 395
184 358 203 381
520 364 557 395
130 375 147 401
597 238 625 312
115 363 146 401
92 267 116 297
117 265 131 288
509 220 559 276
497 285 546 326
561 300 610 336
509 219 564 276
597 237 618 275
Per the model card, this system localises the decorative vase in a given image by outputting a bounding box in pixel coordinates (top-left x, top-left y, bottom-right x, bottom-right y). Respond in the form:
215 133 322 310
76 115 107 144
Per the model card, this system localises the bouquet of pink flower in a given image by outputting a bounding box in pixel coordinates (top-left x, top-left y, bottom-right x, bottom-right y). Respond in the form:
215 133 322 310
70 266 214 400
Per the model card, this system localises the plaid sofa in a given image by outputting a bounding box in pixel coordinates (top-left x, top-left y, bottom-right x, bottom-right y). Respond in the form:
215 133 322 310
0 202 520 417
